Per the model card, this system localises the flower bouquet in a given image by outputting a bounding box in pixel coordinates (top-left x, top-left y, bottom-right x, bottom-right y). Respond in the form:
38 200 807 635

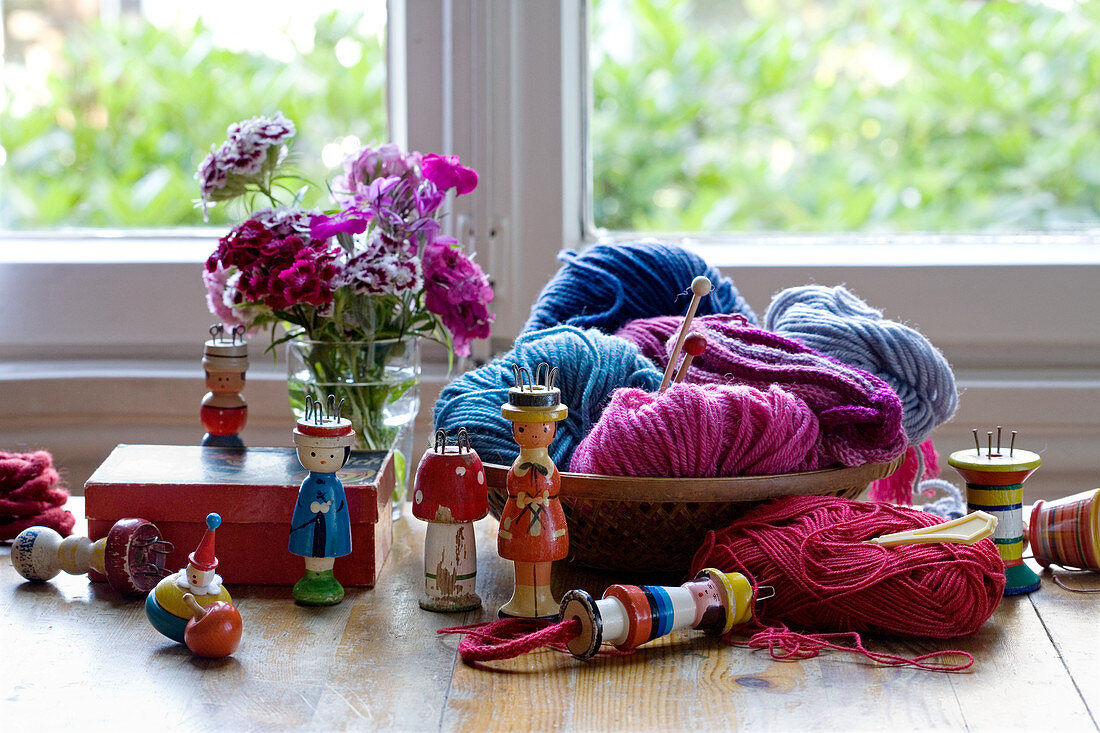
198 113 494 486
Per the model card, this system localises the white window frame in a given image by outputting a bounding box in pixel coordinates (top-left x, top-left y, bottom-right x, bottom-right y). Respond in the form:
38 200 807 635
2 0 1098 493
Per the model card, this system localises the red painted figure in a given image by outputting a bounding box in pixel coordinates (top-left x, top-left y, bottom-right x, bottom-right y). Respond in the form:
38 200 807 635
201 324 248 447
498 363 569 619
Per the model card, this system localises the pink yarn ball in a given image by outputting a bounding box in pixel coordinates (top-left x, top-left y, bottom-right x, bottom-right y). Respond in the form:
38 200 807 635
569 383 820 477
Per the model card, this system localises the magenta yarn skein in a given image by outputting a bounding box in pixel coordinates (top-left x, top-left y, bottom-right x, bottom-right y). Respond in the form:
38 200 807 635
569 383 821 477
616 314 907 468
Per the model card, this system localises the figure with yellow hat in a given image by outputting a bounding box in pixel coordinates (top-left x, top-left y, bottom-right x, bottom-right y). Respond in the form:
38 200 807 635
289 396 355 605
498 363 569 618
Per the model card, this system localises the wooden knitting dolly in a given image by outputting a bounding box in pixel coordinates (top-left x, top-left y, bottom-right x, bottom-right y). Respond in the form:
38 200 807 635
659 276 712 392
949 427 1042 595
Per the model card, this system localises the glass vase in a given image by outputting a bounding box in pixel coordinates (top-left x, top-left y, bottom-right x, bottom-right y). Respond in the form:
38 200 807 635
287 337 420 516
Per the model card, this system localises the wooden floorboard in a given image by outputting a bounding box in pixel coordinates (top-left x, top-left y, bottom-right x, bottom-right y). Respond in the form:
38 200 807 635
3 502 1100 731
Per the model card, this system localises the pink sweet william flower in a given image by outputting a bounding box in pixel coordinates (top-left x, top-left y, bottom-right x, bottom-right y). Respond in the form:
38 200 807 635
422 241 494 356
421 154 478 195
202 263 254 330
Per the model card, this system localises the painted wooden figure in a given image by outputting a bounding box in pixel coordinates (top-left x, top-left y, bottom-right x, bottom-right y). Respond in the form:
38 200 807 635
498 363 570 619
11 518 173 596
289 396 355 605
412 428 489 612
558 568 755 659
949 427 1042 595
146 512 233 643
201 324 249 447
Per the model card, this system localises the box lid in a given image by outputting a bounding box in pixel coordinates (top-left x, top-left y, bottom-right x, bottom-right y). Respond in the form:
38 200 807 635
85 444 390 525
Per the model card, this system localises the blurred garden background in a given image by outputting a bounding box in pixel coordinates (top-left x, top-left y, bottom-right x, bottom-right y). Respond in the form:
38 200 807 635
3 0 1100 233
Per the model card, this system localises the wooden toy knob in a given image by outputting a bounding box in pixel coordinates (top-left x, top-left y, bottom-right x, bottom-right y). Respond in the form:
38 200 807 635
11 526 65 581
691 275 713 297
682 333 707 357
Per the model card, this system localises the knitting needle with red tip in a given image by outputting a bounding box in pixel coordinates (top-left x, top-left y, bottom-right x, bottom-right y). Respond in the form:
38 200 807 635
659 276 712 392
674 333 707 384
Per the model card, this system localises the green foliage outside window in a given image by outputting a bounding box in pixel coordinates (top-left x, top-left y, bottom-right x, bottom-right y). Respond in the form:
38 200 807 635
0 12 386 229
592 0 1100 233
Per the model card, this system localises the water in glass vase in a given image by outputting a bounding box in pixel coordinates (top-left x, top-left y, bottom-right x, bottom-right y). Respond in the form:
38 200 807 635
287 338 421 516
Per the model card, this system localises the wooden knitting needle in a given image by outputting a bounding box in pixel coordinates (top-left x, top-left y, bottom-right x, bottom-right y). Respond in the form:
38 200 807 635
674 333 707 384
659 275 712 393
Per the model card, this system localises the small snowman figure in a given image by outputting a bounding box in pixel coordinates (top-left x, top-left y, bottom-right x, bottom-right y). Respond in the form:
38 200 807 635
145 512 232 644
289 396 355 605
177 513 225 597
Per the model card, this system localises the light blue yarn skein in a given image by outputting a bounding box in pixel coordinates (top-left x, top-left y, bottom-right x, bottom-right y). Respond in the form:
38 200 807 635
521 240 758 335
763 285 958 446
433 326 663 468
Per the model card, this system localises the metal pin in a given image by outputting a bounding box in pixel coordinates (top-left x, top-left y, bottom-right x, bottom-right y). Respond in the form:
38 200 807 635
755 585 776 602
997 426 1002 454
1010 430 1017 457
987 432 993 459
973 429 981 455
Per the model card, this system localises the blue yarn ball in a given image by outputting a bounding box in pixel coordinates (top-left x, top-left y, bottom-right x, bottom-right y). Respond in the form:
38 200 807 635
433 326 663 467
522 241 758 335
764 285 958 445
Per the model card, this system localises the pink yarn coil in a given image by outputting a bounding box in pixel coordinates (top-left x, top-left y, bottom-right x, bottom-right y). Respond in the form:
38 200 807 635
570 383 820 477
616 314 907 468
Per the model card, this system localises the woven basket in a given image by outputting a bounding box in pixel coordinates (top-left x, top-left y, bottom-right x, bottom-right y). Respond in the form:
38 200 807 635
484 458 902 574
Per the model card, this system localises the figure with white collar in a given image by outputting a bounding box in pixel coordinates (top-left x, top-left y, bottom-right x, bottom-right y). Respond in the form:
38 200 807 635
177 512 225 596
145 512 232 644
289 396 355 605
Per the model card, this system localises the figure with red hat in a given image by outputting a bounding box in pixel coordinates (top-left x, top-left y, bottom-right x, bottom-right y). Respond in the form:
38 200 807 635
181 512 225 595
145 512 233 643
289 396 356 605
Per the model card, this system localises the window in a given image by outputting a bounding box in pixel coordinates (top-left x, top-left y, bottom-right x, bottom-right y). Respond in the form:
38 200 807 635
1 1 387 229
590 0 1100 235
2 1 1097 495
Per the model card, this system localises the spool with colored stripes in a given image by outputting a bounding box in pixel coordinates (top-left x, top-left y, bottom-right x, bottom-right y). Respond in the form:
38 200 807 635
1028 488 1100 571
949 445 1042 595
557 568 753 660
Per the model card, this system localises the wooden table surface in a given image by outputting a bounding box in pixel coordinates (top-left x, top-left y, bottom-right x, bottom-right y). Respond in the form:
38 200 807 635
3 501 1099 732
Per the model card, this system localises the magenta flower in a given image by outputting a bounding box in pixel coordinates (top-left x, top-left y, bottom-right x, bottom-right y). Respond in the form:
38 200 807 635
197 117 493 355
423 242 494 356
421 154 478 195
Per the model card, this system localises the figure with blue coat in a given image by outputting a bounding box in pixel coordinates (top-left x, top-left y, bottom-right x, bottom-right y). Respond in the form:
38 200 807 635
289 397 355 605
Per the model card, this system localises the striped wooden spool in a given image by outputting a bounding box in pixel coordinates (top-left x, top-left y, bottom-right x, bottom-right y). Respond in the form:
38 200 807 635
1028 488 1100 571
949 446 1042 596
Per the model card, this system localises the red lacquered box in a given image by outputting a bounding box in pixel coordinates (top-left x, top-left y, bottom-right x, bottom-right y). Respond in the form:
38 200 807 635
85 444 394 587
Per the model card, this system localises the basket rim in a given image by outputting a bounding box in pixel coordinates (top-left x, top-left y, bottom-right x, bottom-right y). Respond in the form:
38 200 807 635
483 455 903 503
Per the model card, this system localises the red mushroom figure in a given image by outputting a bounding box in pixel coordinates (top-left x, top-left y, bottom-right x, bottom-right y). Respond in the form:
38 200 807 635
412 428 489 612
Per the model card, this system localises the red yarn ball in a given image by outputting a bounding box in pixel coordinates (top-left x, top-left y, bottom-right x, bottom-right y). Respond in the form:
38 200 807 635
0 450 74 540
690 495 1005 639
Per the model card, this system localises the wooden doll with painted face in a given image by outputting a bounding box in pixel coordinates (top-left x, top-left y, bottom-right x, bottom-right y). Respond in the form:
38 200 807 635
289 397 355 605
201 324 248 448
498 363 569 618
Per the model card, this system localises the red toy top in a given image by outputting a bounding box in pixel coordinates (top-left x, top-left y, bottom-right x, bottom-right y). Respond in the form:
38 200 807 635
412 429 489 524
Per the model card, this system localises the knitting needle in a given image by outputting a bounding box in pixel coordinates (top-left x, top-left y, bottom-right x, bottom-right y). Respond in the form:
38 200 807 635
674 332 707 384
659 275 712 393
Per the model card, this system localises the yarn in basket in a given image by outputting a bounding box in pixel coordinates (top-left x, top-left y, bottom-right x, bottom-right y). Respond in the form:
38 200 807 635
763 284 958 446
615 313 908 468
521 241 757 335
433 325 662 468
569 383 821 477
